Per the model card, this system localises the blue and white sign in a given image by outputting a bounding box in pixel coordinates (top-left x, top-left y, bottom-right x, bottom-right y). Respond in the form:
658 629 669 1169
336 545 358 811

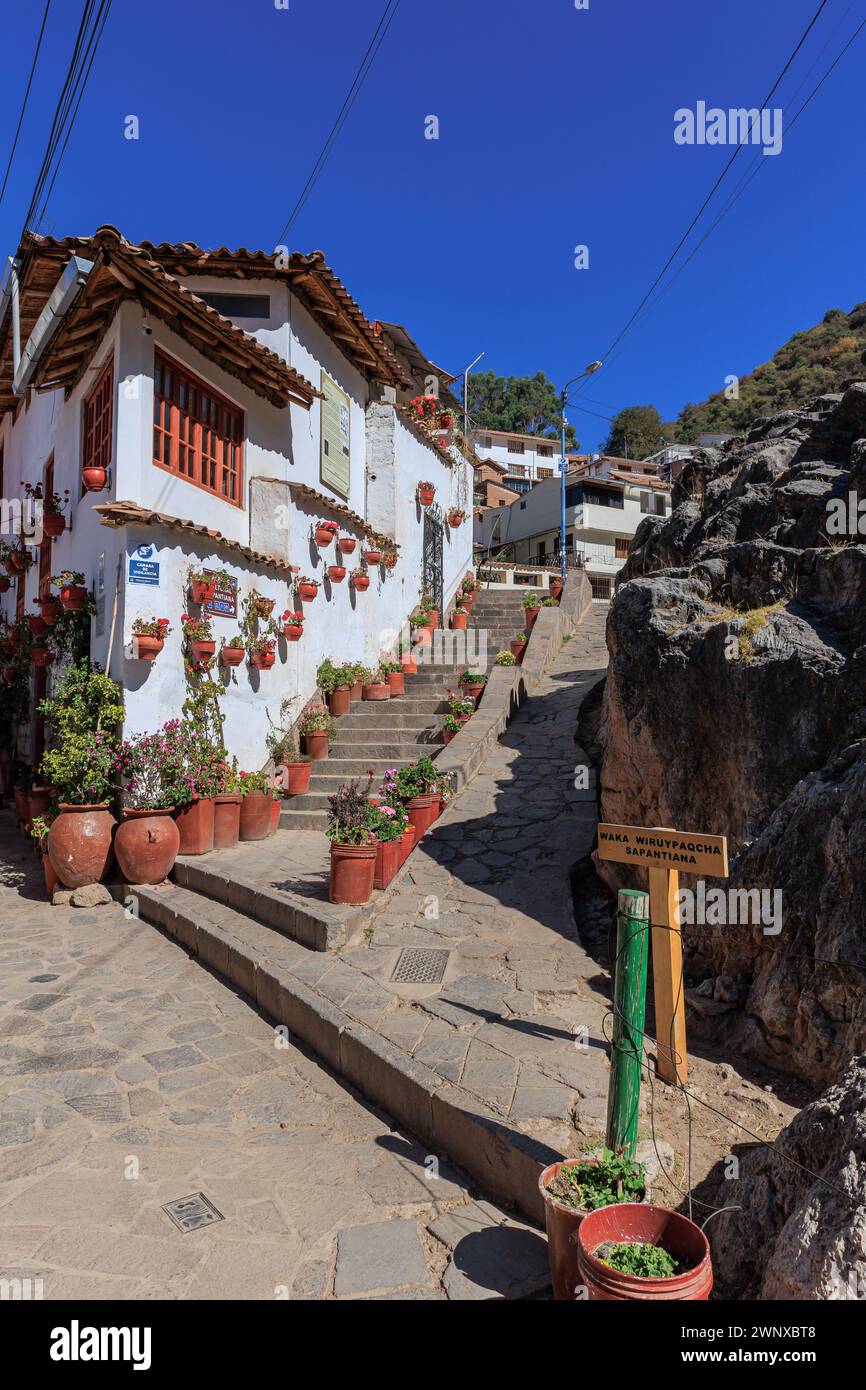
128 543 160 586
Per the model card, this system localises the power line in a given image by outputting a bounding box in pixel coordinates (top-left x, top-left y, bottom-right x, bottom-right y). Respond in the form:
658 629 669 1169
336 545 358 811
0 0 53 208
275 0 403 246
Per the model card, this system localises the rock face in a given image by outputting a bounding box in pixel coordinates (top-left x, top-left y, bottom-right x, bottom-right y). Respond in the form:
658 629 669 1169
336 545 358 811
596 385 866 1088
706 1055 866 1300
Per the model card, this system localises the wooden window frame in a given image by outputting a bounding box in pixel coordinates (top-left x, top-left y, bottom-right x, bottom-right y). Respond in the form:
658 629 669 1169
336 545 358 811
507 439 525 455
82 356 114 486
152 350 244 508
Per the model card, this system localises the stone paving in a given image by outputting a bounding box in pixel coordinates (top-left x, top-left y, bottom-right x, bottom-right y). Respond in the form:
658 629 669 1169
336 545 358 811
0 833 549 1300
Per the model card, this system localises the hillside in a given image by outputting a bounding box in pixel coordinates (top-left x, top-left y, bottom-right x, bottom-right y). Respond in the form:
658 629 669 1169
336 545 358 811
671 302 866 440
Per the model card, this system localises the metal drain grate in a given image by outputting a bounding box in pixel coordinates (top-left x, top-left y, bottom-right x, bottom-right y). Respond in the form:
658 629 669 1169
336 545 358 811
390 948 450 986
162 1193 224 1233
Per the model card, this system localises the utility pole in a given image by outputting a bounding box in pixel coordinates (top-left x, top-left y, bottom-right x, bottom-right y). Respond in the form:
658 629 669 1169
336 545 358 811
559 361 602 584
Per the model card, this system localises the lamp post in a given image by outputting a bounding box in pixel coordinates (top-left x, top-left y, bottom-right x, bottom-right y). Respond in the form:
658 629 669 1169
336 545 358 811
560 361 603 583
461 351 485 441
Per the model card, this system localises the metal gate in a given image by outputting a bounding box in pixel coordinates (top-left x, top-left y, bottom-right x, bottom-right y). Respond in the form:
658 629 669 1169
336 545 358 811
423 506 444 615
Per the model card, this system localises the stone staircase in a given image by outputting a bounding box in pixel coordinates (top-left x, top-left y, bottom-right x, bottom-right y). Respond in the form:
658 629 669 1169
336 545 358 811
279 587 530 831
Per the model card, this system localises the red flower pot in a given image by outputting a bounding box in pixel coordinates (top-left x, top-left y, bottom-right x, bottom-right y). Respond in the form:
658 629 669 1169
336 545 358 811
443 727 456 745
329 685 351 717
28 786 52 820
362 549 382 565
114 808 180 885
329 842 377 904
524 606 540 629
134 635 164 662
283 623 303 641
239 790 271 841
362 682 390 701
269 797 281 834
28 615 47 637
550 579 563 600
373 838 402 890
9 551 29 572
174 797 215 855
213 792 241 849
59 583 87 610
439 412 454 430
315 526 337 547
407 793 437 839
298 582 319 602
305 731 329 759
448 511 463 528
461 681 485 702
399 825 416 866
426 609 440 630
387 671 404 696
40 597 62 625
47 804 116 888
539 1159 606 1302
400 654 417 675
451 612 467 630
283 761 312 795
350 679 362 701
42 513 65 538
220 646 245 667
576 1203 712 1302
418 485 435 506
338 537 356 554
189 639 216 667
510 639 527 664
327 565 346 583
250 651 275 670
82 466 107 492
32 646 53 668
350 574 370 591
189 576 216 604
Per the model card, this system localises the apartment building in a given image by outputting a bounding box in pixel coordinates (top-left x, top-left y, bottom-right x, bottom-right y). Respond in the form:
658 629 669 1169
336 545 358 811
469 428 560 494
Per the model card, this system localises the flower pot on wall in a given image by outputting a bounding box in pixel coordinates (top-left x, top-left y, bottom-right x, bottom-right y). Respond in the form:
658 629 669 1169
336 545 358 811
510 639 527 664
576 1203 712 1302
329 842 377 904
28 615 46 637
189 639 216 668
373 839 402 891
524 606 540 629
134 635 164 662
174 798 215 856
283 762 312 794
283 623 303 641
329 685 351 717
250 651 275 670
338 537 356 554
220 646 245 667
42 513 65 538
40 597 62 625
47 804 116 888
59 583 87 611
305 731 329 759
297 581 319 602
447 510 463 528
315 526 336 547
550 578 563 599
31 645 53 668
362 549 381 565
327 565 346 583
189 576 216 604
82 466 107 492
350 574 369 591
417 484 435 507
213 792 241 849
114 808 180 885
239 791 271 841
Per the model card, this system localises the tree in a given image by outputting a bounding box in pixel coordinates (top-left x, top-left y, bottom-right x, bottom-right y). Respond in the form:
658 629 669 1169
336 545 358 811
604 405 664 460
465 371 578 448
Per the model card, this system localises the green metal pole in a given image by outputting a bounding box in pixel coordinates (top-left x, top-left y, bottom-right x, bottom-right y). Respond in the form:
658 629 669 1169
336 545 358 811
605 888 650 1159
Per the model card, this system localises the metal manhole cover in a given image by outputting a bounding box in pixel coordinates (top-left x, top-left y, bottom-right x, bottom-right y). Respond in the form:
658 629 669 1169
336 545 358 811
162 1193 224 1233
390 948 450 986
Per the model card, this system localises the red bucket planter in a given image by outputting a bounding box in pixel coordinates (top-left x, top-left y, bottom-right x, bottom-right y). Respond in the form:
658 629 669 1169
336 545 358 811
417 484 435 507
282 761 312 794
134 635 164 662
538 1159 607 1301
59 583 88 611
174 798 215 855
373 838 402 890
576 1203 712 1302
362 682 390 701
298 581 319 602
250 651 276 670
82 465 107 492
447 510 464 528
350 574 370 591
239 790 271 841
189 576 216 604
329 842 377 904
330 685 351 717
220 645 245 667
213 792 242 849
305 731 329 759
387 671 404 696
362 549 382 565
550 579 563 599
283 623 303 641
315 525 337 547
399 825 416 866
338 537 356 554
114 808 180 885
327 565 346 583
189 639 216 668
406 794 437 839
42 513 65 538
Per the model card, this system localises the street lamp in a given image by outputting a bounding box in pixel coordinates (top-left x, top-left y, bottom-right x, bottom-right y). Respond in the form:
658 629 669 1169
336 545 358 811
560 361 603 583
461 351 485 440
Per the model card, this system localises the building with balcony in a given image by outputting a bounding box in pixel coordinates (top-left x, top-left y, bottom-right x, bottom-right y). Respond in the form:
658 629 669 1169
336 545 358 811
468 428 560 494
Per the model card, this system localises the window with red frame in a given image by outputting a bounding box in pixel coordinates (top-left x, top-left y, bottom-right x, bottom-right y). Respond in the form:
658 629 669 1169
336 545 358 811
83 358 114 478
153 353 243 506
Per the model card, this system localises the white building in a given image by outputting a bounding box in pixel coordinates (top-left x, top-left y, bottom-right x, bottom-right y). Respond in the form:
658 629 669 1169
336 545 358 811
0 226 473 768
478 463 671 600
469 428 560 494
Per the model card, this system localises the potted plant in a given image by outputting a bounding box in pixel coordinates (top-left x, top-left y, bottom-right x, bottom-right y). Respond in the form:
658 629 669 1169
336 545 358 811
510 632 528 664
409 613 432 649
300 704 334 759
6 545 33 574
281 610 304 641
237 770 272 840
326 776 377 904
246 590 276 621
350 564 370 592
24 480 69 538
82 459 108 492
382 546 398 570
550 576 564 600
269 731 313 796
539 1152 647 1302
417 481 436 507
362 541 382 565
213 764 242 850
361 666 390 701
458 670 487 703
345 661 365 701
113 728 182 884
368 799 409 890
542 597 560 608
131 616 171 662
297 576 319 602
182 613 215 668
327 562 346 583
40 662 123 887
338 535 357 555
394 757 440 838
420 592 439 629
408 393 440 424
30 815 60 898
576 1203 713 1302
188 568 218 604
317 658 353 717
162 719 226 856
379 658 404 696
52 570 87 611
495 650 516 666
451 607 468 631
447 507 466 528
522 589 540 628
39 591 62 626
31 643 53 668
399 644 417 676
438 409 455 431
220 635 246 667
442 713 463 745
314 519 339 547
248 635 277 670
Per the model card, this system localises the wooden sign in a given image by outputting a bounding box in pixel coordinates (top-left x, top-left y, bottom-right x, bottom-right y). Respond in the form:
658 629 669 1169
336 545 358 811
202 572 238 620
597 823 729 1087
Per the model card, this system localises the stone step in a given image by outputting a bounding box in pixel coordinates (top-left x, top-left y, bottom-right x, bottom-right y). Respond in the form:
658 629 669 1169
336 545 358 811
279 806 329 831
334 713 441 730
307 757 420 777
328 740 443 760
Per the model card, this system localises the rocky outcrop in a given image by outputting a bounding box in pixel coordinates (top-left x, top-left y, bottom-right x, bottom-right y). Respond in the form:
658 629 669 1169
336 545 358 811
706 1054 866 1300
597 385 866 1087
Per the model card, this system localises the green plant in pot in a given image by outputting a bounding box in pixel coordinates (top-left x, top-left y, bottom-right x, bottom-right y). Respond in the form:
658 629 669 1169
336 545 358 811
494 650 516 666
366 797 409 890
268 729 313 796
539 1150 648 1302
301 703 335 759
326 775 377 905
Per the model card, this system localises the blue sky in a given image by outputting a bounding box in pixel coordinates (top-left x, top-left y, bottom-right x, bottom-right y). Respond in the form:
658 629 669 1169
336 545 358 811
1 0 863 449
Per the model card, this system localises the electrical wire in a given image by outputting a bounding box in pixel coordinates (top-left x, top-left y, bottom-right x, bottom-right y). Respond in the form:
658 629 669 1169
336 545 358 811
0 0 53 208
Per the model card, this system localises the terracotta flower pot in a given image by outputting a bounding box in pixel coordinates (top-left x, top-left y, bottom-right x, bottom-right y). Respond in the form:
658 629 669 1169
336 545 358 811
362 549 381 565
239 790 271 841
42 513 65 538
174 798 215 856
220 646 245 667
407 793 437 839
82 466 107 492
59 583 87 611
28 615 47 637
373 838 402 890
538 1159 605 1302
213 792 241 849
134 635 164 662
351 574 370 591
43 852 61 898
418 485 435 506
40 597 62 625
400 654 417 675
27 786 52 822
387 671 404 696
443 727 456 745
576 1203 712 1302
399 825 416 866
31 646 53 668
448 511 463 528
283 623 303 641
298 582 319 602
329 842 377 904
327 565 346 583
189 576 216 604
362 682 390 700
426 609 440 629
330 685 351 717
283 761 312 795
524 606 540 629
250 650 275 670
115 808 180 884
268 797 281 834
461 681 485 702
47 804 116 888
350 679 362 701
451 612 467 630
338 537 356 554
189 639 216 667
550 579 563 599
510 639 527 664
305 730 329 759
9 551 28 571
315 526 337 547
